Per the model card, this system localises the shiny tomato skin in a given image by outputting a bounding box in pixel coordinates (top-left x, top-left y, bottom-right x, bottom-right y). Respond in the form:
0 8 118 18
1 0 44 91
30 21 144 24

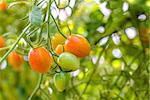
8 51 24 70
64 35 91 57
55 44 64 55
51 33 66 50
0 1 7 11
28 47 52 73
57 52 80 71
0 36 5 48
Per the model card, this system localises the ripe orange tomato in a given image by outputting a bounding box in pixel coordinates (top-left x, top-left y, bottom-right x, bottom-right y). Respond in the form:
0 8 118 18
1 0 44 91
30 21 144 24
28 47 52 73
51 33 67 49
8 51 24 70
0 36 5 48
64 35 91 57
55 44 64 55
0 1 7 11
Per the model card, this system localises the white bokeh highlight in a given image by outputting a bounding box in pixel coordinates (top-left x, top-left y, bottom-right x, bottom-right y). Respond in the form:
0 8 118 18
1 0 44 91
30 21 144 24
99 36 109 46
97 26 105 33
112 33 120 45
50 0 75 21
122 2 129 12
48 87 53 94
112 48 122 58
99 56 105 64
95 1 111 17
71 69 80 77
125 27 137 39
0 60 7 70
138 14 147 21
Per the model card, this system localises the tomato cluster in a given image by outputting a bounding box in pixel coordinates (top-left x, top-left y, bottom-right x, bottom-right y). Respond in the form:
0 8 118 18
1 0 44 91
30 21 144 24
52 33 91 91
1 33 90 92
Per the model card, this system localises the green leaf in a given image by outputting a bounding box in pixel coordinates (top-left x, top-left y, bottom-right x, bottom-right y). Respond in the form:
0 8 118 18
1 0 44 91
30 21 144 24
29 5 42 26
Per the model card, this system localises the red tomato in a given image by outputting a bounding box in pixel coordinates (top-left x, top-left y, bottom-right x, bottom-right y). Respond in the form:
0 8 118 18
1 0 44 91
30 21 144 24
28 47 53 73
64 35 91 57
8 51 24 70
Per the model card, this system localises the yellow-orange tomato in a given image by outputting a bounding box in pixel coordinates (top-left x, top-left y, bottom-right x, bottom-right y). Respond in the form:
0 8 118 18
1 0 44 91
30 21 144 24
8 52 24 70
0 36 5 48
55 44 64 55
51 33 67 49
28 47 52 73
0 1 7 11
64 35 91 57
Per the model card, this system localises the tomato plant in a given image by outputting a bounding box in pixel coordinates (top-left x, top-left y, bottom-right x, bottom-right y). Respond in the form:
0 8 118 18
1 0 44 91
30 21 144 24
0 0 149 100
64 35 91 57
28 47 53 73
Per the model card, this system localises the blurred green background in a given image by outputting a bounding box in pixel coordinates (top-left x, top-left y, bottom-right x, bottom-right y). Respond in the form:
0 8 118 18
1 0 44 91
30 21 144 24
0 0 149 100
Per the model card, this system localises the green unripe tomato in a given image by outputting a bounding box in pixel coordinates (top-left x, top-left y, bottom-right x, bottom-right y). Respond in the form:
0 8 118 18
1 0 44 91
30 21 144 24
57 52 80 71
53 72 69 92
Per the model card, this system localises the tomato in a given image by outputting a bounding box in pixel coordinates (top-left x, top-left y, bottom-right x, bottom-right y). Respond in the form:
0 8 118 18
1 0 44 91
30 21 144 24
51 33 67 49
64 35 91 57
0 1 7 11
55 44 64 55
28 47 53 73
57 52 80 71
8 51 24 70
53 72 69 92
0 36 5 48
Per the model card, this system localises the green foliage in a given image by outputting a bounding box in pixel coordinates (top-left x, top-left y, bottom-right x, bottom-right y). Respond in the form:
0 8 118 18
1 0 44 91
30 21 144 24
29 5 42 26
0 0 149 100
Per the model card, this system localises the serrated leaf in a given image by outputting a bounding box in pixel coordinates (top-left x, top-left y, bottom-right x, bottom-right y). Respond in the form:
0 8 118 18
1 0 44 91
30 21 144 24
29 5 42 26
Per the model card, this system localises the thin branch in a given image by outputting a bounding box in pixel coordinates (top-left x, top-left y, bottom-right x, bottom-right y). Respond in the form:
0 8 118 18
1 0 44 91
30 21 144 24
28 74 43 100
78 39 110 99
0 24 31 64
50 13 67 39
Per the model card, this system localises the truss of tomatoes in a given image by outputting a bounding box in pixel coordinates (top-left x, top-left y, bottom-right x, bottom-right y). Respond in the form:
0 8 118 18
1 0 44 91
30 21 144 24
3 34 91 92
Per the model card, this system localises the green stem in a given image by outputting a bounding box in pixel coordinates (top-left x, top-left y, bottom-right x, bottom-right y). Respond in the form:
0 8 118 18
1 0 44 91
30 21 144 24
50 13 67 39
0 46 11 52
28 74 43 100
0 24 30 64
78 39 110 99
47 0 51 50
